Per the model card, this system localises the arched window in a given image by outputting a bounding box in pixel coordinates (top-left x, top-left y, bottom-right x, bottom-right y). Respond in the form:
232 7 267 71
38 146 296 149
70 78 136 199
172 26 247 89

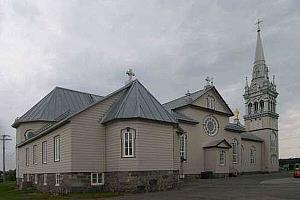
24 130 34 140
259 100 264 112
254 102 258 113
248 103 252 115
207 95 215 110
232 139 238 164
273 102 276 112
270 132 277 153
250 146 256 164
270 101 273 112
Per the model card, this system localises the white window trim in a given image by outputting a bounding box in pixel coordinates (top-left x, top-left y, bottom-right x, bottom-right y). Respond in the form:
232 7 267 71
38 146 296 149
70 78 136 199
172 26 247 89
55 173 61 186
42 141 47 164
219 150 226 166
43 174 47 186
250 147 256 164
25 148 29 166
91 173 104 186
34 174 38 184
54 136 60 162
232 139 238 164
33 145 37 165
121 129 135 158
180 134 187 161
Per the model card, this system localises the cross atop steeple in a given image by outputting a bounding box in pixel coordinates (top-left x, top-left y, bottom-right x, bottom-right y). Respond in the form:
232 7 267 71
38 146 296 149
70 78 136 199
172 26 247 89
255 19 263 32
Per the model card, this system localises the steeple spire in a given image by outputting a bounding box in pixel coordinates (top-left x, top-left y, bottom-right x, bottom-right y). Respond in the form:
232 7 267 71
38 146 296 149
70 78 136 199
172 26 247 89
254 19 265 64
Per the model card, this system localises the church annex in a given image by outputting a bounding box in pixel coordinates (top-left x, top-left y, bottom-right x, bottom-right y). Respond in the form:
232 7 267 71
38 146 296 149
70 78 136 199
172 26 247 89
14 26 278 194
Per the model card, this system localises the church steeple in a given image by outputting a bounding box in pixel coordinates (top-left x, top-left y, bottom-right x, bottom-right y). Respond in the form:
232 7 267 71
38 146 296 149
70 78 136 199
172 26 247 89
243 20 279 172
251 19 270 82
254 22 265 64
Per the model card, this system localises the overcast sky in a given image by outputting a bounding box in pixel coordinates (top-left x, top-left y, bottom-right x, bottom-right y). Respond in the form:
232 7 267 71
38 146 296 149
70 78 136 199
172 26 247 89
0 0 299 169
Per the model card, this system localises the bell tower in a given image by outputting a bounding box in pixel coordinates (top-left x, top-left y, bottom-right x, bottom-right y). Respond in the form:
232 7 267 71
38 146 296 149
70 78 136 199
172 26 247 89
243 20 279 172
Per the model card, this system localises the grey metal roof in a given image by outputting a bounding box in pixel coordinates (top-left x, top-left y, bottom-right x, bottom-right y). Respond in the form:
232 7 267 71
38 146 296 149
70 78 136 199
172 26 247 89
170 110 199 124
225 122 246 133
12 87 102 127
101 79 177 124
241 132 264 142
163 89 207 111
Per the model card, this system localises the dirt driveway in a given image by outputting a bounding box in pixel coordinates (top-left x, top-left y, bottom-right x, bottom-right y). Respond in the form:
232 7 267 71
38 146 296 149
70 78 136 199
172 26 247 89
102 172 300 200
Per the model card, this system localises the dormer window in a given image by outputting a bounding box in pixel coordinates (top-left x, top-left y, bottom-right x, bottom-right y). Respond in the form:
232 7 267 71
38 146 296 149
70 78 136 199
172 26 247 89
24 130 34 140
207 95 215 110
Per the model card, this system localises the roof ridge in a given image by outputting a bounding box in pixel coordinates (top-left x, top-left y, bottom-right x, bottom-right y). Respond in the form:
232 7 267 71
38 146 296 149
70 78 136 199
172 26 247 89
163 88 206 105
55 86 102 97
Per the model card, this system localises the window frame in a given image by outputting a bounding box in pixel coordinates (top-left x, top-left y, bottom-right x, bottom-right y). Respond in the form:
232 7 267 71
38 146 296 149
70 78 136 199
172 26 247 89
33 145 37 165
121 128 136 158
219 150 226 166
232 139 238 164
91 173 104 186
43 174 47 186
42 141 47 164
250 146 256 164
207 95 215 110
25 148 29 166
34 174 38 184
180 134 187 161
55 173 61 186
54 136 60 162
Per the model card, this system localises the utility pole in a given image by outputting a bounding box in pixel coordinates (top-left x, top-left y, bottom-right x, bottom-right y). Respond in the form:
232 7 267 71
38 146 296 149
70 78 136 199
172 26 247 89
0 135 12 182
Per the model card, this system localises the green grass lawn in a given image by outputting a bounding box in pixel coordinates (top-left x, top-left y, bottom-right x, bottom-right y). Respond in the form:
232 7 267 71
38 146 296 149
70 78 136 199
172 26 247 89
0 181 119 200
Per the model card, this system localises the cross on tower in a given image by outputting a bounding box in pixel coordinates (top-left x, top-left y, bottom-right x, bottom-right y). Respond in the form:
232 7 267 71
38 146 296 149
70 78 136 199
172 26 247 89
255 19 263 32
126 69 135 81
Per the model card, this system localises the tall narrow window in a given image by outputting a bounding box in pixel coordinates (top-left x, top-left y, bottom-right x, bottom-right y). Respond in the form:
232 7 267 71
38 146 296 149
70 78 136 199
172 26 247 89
248 103 252 114
219 150 226 166
42 141 47 164
34 174 38 184
250 146 256 164
33 145 37 165
55 173 61 186
91 173 104 185
180 134 187 161
54 136 60 162
121 128 135 158
254 102 258 113
26 148 29 166
232 139 238 164
259 100 264 112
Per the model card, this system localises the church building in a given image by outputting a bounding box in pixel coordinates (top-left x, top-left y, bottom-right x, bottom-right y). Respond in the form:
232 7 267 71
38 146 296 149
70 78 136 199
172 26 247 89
13 25 279 194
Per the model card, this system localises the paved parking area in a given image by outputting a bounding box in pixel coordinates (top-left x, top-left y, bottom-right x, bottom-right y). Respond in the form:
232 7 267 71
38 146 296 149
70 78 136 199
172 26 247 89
103 172 300 200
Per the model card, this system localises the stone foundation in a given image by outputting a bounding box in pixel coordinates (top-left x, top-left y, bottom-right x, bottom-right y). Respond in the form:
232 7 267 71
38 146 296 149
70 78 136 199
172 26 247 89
105 170 179 192
18 170 179 194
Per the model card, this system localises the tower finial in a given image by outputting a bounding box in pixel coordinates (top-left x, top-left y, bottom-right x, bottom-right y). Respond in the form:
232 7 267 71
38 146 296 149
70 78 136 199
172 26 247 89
255 18 263 32
254 19 265 64
126 68 135 82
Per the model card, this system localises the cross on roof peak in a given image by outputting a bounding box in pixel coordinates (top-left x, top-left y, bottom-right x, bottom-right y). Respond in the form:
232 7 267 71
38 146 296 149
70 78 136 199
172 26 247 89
126 68 135 81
